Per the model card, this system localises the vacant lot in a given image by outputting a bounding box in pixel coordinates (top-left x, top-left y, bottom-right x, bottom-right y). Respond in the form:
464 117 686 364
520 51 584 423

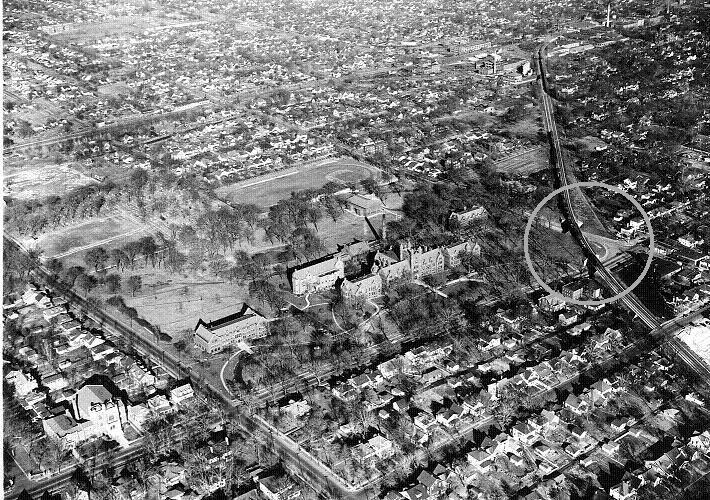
494 145 548 176
3 163 98 200
48 15 185 44
216 157 381 208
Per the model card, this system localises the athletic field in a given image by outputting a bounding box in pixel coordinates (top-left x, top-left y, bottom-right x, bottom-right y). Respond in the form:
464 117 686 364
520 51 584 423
215 157 381 208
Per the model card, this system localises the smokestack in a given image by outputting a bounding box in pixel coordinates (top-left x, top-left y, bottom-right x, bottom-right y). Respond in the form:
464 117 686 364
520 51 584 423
381 214 386 241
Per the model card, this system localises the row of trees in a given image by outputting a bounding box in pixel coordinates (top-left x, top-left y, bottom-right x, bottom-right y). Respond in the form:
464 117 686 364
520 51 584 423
4 182 119 237
45 256 143 298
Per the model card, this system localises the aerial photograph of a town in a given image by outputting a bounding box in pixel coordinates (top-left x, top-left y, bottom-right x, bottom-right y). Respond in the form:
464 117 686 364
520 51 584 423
3 0 710 498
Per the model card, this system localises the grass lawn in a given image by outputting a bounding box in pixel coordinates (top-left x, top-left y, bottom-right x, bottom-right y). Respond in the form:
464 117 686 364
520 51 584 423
527 226 586 283
95 264 250 339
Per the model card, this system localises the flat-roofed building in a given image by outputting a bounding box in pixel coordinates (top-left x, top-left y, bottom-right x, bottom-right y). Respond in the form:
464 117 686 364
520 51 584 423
194 304 268 353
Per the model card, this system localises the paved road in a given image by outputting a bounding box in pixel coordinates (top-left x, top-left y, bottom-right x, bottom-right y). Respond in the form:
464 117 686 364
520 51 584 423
4 235 360 499
536 215 636 262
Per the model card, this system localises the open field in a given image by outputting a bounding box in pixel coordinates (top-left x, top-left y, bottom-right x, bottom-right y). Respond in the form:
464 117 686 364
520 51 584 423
117 267 250 339
494 145 548 176
3 163 98 200
506 113 543 140
14 206 157 264
215 156 381 208
45 16 200 43
527 226 587 283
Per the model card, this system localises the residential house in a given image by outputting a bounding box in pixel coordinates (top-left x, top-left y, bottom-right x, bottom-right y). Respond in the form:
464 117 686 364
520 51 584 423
401 485 428 500
689 430 710 453
42 373 69 392
610 481 639 500
589 378 614 404
512 422 538 445
5 370 38 396
539 294 566 312
352 435 395 464
169 384 195 405
257 475 302 500
558 311 578 326
467 449 494 472
564 394 589 415
281 400 311 419
22 288 52 308
602 441 621 456
72 384 129 447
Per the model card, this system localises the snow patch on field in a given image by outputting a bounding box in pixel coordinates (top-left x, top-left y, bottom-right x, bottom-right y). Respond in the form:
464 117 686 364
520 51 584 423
678 318 710 365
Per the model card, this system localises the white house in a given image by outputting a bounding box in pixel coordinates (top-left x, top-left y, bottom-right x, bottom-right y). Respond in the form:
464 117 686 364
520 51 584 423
6 370 38 396
169 384 195 405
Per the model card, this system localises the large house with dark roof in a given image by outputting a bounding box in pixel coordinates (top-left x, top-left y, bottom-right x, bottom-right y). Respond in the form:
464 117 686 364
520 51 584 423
194 304 268 353
44 383 129 448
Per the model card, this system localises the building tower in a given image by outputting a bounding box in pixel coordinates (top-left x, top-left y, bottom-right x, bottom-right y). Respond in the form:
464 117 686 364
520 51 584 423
606 3 611 27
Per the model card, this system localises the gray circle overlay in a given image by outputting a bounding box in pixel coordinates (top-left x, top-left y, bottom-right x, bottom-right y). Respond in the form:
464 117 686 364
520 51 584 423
523 181 655 306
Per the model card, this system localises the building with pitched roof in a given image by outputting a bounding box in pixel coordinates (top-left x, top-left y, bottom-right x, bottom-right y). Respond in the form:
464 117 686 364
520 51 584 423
341 273 383 302
194 304 268 353
443 240 480 268
289 254 345 295
400 241 445 279
448 205 488 228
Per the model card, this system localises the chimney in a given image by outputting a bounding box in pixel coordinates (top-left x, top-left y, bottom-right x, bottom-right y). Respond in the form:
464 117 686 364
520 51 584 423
381 214 386 240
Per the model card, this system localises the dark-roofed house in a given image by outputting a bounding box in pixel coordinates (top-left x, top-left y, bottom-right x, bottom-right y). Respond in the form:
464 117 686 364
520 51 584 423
194 304 268 353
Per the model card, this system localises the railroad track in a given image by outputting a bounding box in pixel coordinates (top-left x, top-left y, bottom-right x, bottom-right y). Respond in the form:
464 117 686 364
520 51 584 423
535 40 709 377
